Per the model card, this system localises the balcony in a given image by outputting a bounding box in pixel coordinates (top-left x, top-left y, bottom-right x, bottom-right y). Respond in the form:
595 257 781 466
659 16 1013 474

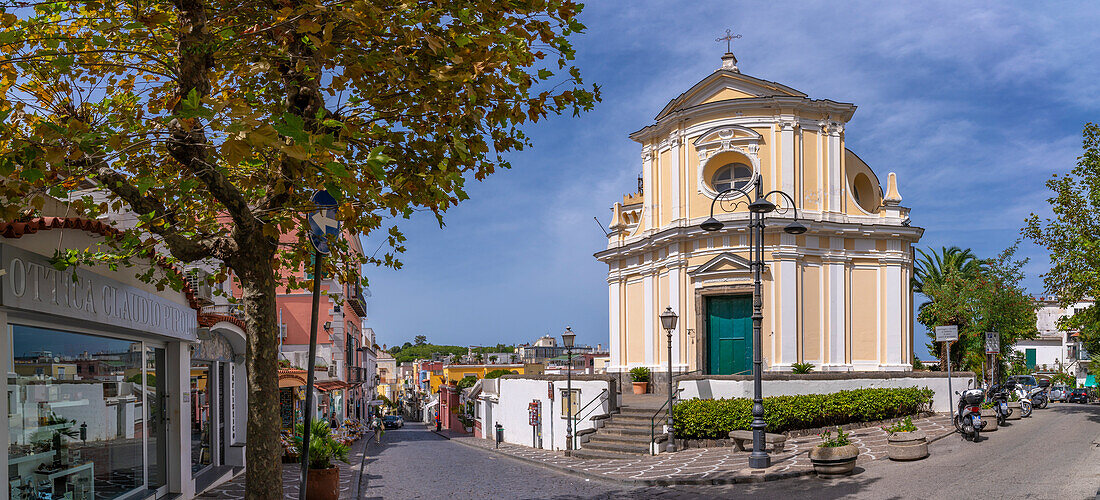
346 283 368 316
200 303 246 320
346 366 368 384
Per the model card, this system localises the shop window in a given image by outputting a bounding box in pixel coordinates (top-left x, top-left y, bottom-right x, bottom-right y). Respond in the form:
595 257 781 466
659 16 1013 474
8 324 152 499
191 361 214 474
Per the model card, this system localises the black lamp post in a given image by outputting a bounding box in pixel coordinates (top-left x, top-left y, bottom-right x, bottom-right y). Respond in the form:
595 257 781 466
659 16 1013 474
562 327 576 455
659 306 679 453
700 176 805 469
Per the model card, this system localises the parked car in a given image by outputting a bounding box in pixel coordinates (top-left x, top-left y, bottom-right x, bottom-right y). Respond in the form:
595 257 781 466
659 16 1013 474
1006 375 1038 390
383 415 403 429
1067 388 1090 404
1050 385 1069 402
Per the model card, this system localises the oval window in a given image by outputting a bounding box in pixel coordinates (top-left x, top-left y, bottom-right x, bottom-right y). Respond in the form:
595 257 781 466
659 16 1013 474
712 163 752 192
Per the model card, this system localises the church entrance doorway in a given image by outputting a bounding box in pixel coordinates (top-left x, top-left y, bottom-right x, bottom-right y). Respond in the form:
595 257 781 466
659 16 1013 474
706 295 753 375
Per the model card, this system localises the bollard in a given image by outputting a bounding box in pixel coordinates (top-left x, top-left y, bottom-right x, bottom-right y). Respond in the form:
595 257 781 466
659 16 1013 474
495 423 504 449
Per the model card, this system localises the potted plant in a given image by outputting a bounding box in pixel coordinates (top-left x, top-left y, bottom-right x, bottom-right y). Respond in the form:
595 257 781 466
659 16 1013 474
882 416 929 460
294 420 350 500
1006 392 1023 421
809 427 859 477
978 402 998 431
629 367 650 395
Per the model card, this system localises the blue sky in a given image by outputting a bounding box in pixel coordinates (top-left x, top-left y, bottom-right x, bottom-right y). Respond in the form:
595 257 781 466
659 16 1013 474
362 2 1100 359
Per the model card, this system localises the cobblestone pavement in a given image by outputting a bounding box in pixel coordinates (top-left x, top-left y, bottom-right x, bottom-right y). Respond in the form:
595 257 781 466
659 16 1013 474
450 414 954 485
197 430 376 499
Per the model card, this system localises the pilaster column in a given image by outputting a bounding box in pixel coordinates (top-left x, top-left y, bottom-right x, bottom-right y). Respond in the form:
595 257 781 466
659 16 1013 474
779 119 797 195
825 240 849 367
777 233 799 366
669 134 681 222
882 239 907 366
608 278 622 369
644 272 654 366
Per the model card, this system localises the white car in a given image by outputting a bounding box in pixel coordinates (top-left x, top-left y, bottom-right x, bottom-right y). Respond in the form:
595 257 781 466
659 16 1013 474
1050 385 1069 402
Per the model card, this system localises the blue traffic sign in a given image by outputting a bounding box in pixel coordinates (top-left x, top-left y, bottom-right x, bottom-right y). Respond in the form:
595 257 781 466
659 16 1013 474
307 190 341 254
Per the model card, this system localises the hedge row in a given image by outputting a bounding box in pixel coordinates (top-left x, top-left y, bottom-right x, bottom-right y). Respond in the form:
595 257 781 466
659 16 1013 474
671 387 934 439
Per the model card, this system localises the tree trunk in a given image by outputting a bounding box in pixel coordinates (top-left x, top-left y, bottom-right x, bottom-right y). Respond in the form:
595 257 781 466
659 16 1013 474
240 258 283 499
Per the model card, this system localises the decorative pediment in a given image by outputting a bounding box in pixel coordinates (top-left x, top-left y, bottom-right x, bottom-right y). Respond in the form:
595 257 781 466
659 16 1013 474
689 252 762 278
655 71 806 121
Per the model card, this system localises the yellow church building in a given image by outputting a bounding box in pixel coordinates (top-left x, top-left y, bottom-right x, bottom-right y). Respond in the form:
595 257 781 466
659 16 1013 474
595 51 923 377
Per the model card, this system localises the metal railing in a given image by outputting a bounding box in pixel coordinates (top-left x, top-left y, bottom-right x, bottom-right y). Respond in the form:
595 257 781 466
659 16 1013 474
649 387 684 455
571 389 609 450
648 369 747 455
200 303 245 319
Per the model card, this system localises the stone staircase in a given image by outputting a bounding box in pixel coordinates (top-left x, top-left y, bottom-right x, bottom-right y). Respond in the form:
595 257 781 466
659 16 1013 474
573 394 667 459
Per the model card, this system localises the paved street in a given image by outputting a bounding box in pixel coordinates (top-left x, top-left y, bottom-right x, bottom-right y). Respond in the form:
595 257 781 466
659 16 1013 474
367 404 1100 499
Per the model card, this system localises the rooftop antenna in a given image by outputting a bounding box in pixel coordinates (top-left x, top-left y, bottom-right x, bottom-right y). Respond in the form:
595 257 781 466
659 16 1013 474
593 216 610 237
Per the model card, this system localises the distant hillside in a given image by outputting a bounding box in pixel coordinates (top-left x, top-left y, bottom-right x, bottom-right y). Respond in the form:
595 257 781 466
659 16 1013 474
388 343 516 364
389 344 466 364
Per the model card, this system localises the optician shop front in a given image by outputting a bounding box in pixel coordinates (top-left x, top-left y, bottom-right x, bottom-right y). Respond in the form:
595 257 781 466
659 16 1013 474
1 218 203 499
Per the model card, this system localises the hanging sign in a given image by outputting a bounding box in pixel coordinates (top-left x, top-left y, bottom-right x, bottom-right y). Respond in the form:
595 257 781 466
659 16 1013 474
528 400 541 426
306 190 341 255
935 325 958 342
548 381 554 400
985 332 1000 354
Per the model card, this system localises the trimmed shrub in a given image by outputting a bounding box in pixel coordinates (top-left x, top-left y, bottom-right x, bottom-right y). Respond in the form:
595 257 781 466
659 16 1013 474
672 387 934 439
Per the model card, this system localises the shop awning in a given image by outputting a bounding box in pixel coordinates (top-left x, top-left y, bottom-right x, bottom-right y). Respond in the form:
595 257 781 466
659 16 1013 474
316 380 351 392
278 369 308 388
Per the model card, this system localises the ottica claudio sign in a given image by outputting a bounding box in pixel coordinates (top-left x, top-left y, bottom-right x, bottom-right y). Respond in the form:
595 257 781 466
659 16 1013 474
0 244 198 341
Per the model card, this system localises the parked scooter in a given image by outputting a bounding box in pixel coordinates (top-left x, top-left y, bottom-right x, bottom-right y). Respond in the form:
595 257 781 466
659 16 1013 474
954 381 986 441
1011 383 1033 418
987 384 1012 426
1028 386 1049 409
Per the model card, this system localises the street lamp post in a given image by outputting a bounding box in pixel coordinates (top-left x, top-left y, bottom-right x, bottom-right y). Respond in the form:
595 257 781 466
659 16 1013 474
562 327 576 455
700 176 805 469
659 306 679 453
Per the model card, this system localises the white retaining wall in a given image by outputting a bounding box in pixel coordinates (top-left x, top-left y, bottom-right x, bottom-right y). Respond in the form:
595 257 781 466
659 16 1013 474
492 376 613 451
678 373 976 413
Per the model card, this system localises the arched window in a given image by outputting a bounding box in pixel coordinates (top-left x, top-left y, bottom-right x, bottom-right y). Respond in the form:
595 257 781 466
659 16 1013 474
712 163 752 192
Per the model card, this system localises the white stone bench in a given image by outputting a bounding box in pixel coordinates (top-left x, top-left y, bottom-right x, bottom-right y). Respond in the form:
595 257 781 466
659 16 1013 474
728 430 786 452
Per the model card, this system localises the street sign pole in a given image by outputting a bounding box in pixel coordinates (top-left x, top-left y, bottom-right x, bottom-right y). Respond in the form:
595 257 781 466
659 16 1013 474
299 191 340 500
946 340 953 418
936 325 959 418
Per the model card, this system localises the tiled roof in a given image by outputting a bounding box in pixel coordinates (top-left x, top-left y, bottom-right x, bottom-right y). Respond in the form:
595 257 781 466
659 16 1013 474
1 216 201 310
197 313 247 332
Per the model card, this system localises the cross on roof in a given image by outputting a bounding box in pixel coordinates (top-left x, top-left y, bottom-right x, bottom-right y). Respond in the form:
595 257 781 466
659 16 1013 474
716 29 742 53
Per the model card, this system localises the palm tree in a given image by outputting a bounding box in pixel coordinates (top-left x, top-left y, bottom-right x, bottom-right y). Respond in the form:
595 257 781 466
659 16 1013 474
912 246 980 295
913 246 982 371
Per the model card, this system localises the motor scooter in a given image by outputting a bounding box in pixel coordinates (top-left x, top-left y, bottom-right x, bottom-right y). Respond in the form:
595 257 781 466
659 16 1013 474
1011 383 1033 417
954 381 985 442
987 384 1011 426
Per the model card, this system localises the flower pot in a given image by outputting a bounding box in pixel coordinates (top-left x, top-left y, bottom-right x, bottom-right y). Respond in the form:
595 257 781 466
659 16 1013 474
304 466 340 500
1006 402 1022 421
979 409 998 431
886 430 928 461
631 382 648 395
809 444 859 478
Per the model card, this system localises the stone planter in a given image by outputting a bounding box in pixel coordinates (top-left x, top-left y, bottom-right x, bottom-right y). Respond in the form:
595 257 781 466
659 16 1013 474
632 381 648 395
886 430 928 461
809 444 859 478
979 409 998 431
1006 402 1022 421
304 466 340 500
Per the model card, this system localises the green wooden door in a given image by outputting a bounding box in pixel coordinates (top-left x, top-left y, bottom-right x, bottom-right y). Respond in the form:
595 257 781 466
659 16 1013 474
1026 348 1037 369
707 296 753 375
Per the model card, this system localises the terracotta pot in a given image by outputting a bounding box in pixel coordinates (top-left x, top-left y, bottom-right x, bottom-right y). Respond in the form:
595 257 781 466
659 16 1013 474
809 444 859 478
1006 402 1022 420
631 382 648 395
304 466 340 500
979 409 998 431
886 430 928 461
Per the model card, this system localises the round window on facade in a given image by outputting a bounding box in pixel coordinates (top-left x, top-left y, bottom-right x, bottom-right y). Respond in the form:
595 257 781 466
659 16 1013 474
712 163 752 192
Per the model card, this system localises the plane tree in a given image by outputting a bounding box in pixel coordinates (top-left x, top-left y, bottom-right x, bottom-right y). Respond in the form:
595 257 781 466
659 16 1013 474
0 1 598 496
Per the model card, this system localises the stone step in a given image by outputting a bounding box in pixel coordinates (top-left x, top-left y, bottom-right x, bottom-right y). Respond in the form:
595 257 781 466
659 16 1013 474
597 426 654 437
571 448 646 460
617 407 666 417
604 415 654 425
587 434 663 447
583 440 652 454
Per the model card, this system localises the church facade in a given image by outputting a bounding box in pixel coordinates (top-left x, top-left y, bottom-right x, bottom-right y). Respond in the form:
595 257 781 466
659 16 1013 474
595 52 923 376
